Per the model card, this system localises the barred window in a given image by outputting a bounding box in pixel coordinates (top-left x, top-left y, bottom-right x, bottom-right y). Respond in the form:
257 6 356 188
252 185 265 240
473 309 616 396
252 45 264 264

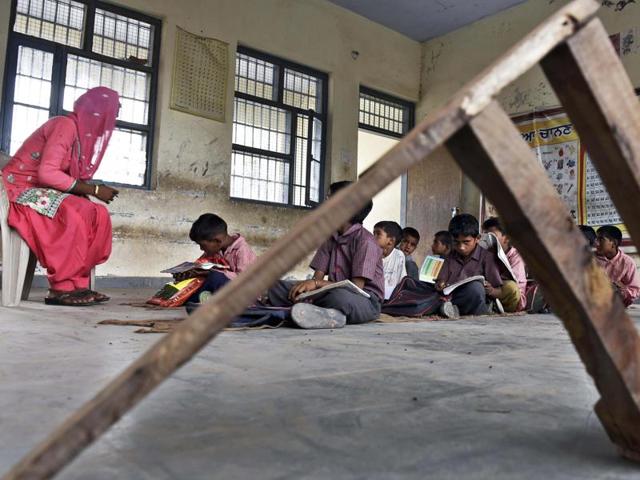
231 47 327 207
1 0 161 188
359 86 414 138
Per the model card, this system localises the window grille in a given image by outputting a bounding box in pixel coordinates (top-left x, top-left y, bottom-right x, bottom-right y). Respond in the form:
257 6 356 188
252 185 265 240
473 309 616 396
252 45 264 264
231 47 327 207
359 86 414 138
1 0 161 188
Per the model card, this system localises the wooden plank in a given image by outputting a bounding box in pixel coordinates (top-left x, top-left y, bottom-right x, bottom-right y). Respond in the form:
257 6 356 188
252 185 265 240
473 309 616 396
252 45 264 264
541 18 640 250
445 100 640 460
2 2 601 479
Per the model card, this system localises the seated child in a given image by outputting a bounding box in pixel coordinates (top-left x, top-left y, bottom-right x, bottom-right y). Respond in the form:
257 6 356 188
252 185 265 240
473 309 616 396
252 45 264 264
481 217 527 312
436 214 503 316
578 225 597 249
148 213 256 307
265 181 384 328
432 230 452 257
595 225 640 307
374 221 407 299
399 227 421 280
187 213 257 302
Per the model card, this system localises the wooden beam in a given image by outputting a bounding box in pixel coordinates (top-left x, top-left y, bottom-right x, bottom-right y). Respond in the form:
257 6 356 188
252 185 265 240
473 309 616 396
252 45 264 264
2 1 601 478
445 100 640 460
541 18 640 250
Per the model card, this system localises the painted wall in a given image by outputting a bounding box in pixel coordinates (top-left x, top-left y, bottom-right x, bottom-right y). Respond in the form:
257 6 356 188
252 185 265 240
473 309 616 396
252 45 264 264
0 0 421 278
408 0 640 265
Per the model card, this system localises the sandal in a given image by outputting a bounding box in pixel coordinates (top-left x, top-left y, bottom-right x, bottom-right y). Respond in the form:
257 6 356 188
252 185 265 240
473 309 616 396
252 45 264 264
45 290 96 306
84 289 110 303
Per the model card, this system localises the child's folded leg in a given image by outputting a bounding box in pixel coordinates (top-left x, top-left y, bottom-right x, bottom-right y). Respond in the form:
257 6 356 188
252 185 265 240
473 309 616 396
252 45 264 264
451 281 488 316
266 280 298 307
498 280 521 312
187 270 230 303
312 288 381 324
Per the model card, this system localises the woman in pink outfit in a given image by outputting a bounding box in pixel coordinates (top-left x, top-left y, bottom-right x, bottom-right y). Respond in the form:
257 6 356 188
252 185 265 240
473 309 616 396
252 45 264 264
2 87 120 306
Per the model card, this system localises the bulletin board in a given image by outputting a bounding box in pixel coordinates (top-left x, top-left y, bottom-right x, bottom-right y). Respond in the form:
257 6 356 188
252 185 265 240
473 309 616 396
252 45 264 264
482 106 628 239
170 26 229 122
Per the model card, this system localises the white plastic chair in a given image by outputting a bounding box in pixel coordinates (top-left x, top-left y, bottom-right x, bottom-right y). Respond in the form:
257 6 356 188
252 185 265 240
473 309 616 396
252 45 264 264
0 173 95 306
0 175 35 306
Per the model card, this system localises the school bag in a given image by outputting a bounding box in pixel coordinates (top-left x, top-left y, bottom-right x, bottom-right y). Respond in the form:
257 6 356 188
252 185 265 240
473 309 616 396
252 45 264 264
381 277 443 317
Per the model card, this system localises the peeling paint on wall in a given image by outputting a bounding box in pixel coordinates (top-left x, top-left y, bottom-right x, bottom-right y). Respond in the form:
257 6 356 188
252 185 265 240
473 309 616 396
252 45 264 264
424 41 444 77
602 0 636 12
507 86 531 111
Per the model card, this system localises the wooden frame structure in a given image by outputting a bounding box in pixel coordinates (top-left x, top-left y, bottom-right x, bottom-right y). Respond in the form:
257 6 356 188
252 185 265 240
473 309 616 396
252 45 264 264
4 1 640 477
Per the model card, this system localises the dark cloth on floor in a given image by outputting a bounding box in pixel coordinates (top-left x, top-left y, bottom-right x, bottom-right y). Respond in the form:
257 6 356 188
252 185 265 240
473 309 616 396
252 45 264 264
267 280 381 324
382 277 442 317
184 302 292 328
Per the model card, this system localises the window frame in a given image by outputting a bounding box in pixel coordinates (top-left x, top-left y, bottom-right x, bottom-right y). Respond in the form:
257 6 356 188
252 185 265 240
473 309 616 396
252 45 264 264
358 86 415 139
231 45 328 209
0 0 162 190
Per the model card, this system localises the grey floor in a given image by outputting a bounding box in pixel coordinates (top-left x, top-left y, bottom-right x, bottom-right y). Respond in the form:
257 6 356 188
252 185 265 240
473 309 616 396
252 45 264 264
1 289 639 479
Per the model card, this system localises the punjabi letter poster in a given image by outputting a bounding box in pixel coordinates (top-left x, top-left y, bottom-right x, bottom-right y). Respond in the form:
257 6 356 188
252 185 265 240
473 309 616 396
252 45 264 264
482 107 627 238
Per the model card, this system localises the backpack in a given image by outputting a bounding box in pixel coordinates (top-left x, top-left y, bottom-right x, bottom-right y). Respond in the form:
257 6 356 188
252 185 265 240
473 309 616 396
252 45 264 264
381 277 443 317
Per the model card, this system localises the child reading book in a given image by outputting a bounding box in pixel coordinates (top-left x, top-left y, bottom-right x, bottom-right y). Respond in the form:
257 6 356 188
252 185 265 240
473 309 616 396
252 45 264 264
374 221 407 300
436 214 503 316
264 181 384 328
595 225 640 307
399 227 421 280
148 213 256 307
481 217 527 312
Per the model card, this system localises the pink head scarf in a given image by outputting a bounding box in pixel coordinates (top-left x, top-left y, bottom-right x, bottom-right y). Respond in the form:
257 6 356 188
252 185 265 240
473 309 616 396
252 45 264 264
67 86 120 180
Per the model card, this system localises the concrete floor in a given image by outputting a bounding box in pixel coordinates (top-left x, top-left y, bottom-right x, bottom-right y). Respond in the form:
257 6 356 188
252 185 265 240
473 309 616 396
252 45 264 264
1 289 639 479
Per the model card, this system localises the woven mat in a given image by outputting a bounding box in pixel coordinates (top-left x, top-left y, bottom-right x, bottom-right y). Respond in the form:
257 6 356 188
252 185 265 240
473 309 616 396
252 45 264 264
98 318 284 333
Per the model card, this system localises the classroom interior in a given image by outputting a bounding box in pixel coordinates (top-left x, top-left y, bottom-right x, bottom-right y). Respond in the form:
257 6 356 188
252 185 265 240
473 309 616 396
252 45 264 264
1 0 640 478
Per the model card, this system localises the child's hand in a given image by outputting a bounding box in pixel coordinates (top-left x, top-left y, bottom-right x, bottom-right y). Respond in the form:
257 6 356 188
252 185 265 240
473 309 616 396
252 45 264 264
484 281 499 298
435 281 445 292
289 279 319 301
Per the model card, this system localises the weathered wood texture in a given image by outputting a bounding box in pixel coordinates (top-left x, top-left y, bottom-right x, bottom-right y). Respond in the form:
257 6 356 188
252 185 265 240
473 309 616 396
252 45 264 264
2 1 604 479
446 100 640 460
541 18 640 250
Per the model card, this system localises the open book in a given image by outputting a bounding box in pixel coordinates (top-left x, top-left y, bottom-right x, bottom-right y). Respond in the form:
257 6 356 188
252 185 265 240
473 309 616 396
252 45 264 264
480 232 516 281
296 279 371 301
442 275 485 296
419 255 445 283
161 261 230 275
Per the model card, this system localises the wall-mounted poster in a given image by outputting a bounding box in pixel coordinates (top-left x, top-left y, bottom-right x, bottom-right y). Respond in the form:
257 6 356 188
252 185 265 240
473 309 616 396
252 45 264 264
481 106 627 239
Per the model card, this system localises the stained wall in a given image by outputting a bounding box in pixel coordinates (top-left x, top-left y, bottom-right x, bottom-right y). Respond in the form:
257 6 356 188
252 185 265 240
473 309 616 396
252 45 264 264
0 0 421 278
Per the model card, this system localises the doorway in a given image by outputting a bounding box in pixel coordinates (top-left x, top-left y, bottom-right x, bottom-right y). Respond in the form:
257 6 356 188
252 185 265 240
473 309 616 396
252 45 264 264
357 129 405 232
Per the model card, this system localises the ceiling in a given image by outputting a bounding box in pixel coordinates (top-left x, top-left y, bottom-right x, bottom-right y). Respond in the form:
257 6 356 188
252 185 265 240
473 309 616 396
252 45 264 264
327 0 529 42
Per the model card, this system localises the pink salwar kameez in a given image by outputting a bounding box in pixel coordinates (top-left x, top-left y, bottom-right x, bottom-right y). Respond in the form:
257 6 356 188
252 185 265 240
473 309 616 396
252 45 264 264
1 87 119 292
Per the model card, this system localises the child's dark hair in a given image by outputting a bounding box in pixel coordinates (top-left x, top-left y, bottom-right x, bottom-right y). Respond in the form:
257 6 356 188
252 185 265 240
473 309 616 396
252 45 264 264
190 213 228 242
578 225 596 247
434 230 453 249
449 213 479 238
328 181 373 225
482 216 505 234
597 225 622 246
374 221 403 246
402 227 420 242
